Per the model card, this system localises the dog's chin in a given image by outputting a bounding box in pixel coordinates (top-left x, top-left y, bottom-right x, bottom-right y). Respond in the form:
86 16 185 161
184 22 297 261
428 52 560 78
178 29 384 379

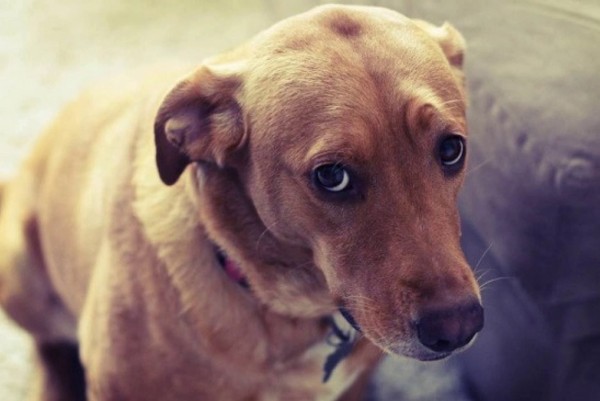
370 336 473 362
412 350 452 361
386 344 452 362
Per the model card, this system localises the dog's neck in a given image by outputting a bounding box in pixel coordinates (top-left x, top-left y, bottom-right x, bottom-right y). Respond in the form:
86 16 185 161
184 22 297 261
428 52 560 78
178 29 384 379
192 163 336 318
132 135 360 381
215 246 360 383
203 168 362 382
215 248 249 288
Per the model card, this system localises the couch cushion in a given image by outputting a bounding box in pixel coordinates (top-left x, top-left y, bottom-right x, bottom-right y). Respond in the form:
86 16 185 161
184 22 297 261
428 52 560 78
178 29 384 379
410 1 600 399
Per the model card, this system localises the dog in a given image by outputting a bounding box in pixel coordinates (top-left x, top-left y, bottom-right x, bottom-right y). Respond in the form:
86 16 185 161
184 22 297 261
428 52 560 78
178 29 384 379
0 5 483 401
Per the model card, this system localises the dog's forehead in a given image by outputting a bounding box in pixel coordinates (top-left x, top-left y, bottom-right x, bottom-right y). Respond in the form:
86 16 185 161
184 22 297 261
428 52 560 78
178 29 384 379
243 5 465 157
250 5 445 70
247 7 461 107
256 5 417 47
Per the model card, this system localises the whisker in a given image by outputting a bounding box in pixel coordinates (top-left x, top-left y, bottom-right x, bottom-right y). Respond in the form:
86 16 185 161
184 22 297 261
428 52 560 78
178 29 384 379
480 276 512 292
255 222 278 251
474 241 494 272
349 305 380 315
344 299 379 310
343 295 381 315
466 158 491 177
475 268 493 284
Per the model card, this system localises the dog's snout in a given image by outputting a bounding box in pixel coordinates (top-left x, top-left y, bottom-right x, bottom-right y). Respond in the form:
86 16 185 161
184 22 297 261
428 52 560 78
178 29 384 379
416 300 484 353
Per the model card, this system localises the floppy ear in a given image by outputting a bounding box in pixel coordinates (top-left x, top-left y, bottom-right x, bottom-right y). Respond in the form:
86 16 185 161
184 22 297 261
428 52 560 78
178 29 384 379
414 20 466 69
414 20 466 91
154 63 245 185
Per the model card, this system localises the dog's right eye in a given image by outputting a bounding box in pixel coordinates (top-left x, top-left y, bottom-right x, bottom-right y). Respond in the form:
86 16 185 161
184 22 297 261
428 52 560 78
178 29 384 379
313 164 351 192
438 134 466 173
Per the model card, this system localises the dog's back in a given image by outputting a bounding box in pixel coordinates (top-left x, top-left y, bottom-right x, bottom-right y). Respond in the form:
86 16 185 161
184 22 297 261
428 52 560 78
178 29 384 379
0 69 195 400
0 71 167 314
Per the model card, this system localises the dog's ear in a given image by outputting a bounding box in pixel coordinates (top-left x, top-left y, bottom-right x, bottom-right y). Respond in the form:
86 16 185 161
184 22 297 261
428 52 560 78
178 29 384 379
414 20 466 70
154 63 245 185
414 20 466 88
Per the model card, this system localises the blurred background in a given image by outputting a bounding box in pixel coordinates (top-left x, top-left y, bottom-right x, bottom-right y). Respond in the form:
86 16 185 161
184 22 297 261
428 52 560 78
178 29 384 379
1 0 599 400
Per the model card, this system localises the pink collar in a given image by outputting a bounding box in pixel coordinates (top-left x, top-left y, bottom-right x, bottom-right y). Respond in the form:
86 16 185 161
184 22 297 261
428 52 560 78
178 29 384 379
216 249 249 288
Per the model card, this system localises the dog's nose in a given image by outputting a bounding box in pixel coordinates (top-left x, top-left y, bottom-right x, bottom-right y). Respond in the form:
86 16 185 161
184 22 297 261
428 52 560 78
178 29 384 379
416 300 484 353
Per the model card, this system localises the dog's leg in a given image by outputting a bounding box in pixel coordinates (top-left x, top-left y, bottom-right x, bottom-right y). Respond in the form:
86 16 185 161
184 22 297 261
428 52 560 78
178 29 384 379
0 174 81 401
30 341 87 401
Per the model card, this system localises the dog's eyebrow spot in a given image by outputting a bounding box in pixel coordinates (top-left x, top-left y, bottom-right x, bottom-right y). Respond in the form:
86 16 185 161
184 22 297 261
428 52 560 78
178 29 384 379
329 15 363 38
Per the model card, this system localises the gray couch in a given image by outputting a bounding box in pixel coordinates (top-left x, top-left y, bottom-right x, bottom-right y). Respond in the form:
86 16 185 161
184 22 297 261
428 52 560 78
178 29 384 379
411 1 600 400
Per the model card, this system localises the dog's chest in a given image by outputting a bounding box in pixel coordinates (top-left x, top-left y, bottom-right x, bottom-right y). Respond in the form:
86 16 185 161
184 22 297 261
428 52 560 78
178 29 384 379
254 341 360 401
151 340 360 401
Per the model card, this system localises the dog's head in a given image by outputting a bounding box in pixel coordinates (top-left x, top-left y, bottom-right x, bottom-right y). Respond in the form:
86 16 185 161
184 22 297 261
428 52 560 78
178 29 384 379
154 5 482 361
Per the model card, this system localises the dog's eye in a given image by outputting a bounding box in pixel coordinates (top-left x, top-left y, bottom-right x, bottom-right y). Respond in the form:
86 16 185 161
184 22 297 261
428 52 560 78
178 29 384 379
439 135 465 167
314 164 351 192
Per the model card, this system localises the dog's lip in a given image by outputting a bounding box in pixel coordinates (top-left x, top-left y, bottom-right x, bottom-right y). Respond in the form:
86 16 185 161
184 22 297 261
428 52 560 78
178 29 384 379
382 342 453 361
414 350 452 361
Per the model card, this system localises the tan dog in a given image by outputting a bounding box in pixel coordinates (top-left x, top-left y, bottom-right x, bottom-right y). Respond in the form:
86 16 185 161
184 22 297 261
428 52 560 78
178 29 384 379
0 5 482 401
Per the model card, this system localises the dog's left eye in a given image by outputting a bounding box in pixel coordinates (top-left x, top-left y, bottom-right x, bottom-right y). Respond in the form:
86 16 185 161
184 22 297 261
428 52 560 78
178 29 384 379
439 135 465 167
314 164 351 192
